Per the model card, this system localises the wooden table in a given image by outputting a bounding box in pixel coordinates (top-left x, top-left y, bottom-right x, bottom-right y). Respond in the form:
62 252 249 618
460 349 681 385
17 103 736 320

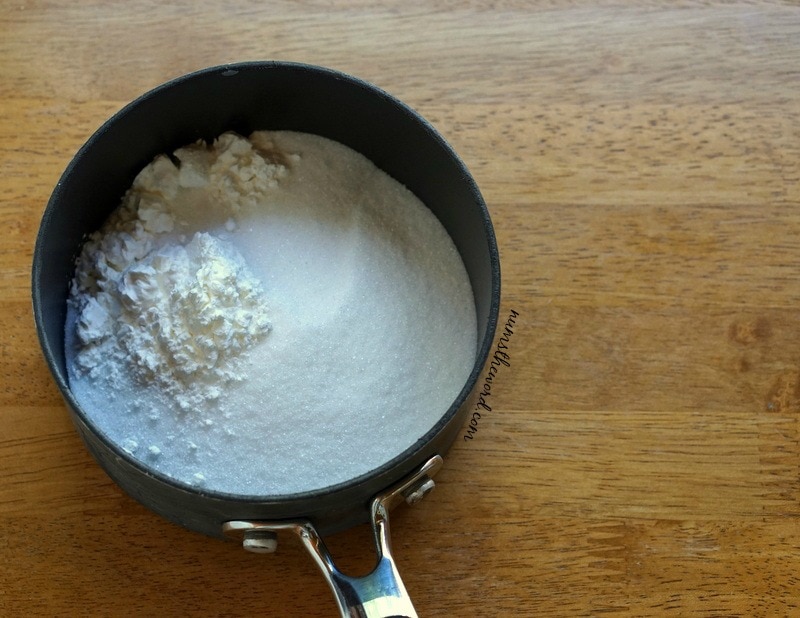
3 2 800 616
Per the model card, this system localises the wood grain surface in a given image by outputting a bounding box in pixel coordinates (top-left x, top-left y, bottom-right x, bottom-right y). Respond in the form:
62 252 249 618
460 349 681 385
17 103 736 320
3 1 800 616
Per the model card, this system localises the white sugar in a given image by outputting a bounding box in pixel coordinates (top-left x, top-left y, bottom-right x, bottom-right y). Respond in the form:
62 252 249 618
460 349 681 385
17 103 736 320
66 130 476 496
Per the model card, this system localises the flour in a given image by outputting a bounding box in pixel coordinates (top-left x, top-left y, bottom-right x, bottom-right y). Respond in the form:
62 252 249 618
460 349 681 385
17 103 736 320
66 130 477 496
70 133 278 411
74 233 270 410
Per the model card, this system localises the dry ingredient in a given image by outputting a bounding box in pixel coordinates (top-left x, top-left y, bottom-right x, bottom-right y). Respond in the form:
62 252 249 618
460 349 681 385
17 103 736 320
74 232 271 411
66 130 476 496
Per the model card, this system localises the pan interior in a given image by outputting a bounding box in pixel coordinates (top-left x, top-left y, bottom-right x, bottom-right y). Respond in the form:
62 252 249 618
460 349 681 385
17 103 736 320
62 128 478 496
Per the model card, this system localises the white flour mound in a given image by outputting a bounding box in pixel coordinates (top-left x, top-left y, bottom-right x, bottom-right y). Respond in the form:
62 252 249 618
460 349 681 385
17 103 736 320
66 130 476 496
73 232 271 411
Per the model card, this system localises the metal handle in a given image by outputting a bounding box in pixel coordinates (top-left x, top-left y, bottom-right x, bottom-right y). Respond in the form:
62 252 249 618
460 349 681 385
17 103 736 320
224 455 443 618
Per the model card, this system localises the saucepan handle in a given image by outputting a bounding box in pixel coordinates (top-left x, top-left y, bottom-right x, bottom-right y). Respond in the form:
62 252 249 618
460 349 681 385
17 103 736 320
224 455 443 618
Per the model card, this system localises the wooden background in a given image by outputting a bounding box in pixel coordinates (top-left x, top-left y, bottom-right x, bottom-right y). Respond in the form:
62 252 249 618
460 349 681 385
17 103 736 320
2 1 800 616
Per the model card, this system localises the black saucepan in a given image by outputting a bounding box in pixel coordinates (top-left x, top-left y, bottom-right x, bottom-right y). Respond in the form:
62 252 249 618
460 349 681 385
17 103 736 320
32 62 500 617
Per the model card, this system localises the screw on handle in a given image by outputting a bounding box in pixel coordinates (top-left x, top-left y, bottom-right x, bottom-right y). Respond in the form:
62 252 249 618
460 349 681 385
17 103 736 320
223 455 443 618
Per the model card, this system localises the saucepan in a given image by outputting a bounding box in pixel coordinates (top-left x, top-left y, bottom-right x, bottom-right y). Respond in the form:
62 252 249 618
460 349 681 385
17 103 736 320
32 61 500 617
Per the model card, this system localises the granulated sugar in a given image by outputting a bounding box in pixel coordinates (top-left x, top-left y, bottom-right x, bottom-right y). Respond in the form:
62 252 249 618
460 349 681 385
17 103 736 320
66 130 476 496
